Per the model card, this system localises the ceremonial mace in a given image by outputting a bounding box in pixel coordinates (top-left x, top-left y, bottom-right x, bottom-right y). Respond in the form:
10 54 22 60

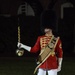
16 18 24 56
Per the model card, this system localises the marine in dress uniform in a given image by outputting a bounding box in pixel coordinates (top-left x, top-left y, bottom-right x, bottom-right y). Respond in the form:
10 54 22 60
17 9 63 75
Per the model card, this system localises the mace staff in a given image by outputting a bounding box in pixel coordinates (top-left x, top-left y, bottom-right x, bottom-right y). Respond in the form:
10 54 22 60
18 26 20 43
18 18 21 43
16 18 24 56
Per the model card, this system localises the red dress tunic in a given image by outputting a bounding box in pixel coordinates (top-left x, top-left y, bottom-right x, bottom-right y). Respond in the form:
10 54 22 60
30 35 63 70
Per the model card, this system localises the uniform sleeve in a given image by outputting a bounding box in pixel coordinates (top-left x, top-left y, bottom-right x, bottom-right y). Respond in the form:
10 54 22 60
55 38 63 58
30 36 41 53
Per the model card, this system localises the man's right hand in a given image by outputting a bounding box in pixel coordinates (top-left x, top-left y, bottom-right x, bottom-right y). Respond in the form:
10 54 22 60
17 42 31 52
17 42 23 49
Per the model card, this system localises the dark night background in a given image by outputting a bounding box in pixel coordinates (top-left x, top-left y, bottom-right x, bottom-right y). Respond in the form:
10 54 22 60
0 0 75 57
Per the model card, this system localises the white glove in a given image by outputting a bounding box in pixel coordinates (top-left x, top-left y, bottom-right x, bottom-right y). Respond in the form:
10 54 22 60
57 58 63 72
17 42 31 52
57 65 61 72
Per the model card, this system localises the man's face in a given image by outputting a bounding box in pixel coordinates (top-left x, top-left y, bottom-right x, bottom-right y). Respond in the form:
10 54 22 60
44 28 52 33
